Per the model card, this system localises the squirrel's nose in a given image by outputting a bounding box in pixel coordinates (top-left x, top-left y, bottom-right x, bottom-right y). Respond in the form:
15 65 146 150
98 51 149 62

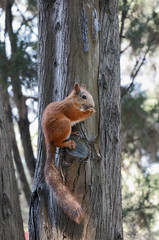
89 104 94 109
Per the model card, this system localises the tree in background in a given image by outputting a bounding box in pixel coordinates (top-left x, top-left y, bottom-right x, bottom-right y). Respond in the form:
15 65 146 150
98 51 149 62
0 0 38 205
29 0 122 239
0 86 25 240
119 0 159 238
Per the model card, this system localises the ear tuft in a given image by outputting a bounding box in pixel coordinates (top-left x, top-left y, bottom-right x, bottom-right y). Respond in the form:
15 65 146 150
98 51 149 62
81 84 86 90
74 82 81 94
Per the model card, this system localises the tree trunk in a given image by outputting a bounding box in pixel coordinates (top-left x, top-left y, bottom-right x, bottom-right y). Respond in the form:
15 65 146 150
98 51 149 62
0 86 25 240
98 1 123 239
13 89 36 179
29 0 122 239
3 89 31 205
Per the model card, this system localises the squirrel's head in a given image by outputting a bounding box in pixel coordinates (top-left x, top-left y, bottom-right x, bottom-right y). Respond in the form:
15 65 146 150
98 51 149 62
72 82 95 110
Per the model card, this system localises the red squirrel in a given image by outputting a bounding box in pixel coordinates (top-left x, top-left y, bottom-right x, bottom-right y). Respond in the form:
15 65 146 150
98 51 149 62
42 83 95 224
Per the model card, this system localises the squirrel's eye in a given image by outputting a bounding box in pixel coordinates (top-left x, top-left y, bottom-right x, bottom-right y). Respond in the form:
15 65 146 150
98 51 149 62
82 95 87 99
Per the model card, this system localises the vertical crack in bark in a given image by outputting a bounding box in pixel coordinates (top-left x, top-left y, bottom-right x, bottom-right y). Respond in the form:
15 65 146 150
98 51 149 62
2 193 13 220
81 2 88 52
29 190 39 240
71 161 82 194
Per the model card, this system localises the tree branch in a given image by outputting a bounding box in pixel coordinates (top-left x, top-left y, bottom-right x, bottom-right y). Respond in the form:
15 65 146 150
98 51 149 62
123 204 159 217
24 95 38 102
14 2 38 37
120 0 128 45
121 47 150 98
120 43 131 54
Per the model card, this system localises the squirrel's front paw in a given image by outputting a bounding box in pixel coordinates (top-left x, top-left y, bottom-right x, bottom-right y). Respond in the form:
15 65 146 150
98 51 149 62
67 140 76 150
87 108 96 115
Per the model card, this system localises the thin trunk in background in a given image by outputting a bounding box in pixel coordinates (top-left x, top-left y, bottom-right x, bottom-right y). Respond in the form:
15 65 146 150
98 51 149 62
3 89 31 205
0 86 25 240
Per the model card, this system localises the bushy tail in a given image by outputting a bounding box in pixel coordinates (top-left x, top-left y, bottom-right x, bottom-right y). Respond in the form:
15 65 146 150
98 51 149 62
44 144 84 224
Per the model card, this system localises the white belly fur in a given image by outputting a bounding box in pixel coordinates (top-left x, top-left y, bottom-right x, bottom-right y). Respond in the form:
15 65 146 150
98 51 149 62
71 120 80 126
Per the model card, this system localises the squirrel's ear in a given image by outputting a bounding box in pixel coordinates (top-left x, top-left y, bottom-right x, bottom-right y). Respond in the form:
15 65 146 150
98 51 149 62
74 82 81 94
81 84 86 90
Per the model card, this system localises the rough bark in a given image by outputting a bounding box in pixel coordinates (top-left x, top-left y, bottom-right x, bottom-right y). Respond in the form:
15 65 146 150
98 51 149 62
3 89 31 205
0 86 25 240
98 1 123 239
29 0 122 239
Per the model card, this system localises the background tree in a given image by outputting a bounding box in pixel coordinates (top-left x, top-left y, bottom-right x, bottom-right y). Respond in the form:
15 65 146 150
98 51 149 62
5 0 37 179
0 86 25 240
29 0 122 239
119 0 159 238
0 0 38 206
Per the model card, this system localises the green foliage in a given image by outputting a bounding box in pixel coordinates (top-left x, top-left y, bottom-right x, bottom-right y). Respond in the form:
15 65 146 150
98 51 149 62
126 18 147 51
122 89 147 130
0 1 38 90
119 0 159 53
28 0 37 12
126 12 159 52
0 39 37 89
121 87 159 161
122 156 159 239
9 39 37 88
120 0 159 160
120 1 159 237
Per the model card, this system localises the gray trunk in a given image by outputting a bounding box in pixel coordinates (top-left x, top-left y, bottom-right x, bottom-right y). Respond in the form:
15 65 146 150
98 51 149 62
13 89 36 179
98 1 123 239
0 87 25 240
3 90 31 205
29 0 122 239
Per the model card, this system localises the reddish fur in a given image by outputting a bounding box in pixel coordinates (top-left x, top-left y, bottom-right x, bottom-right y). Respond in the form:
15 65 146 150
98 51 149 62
42 83 95 224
